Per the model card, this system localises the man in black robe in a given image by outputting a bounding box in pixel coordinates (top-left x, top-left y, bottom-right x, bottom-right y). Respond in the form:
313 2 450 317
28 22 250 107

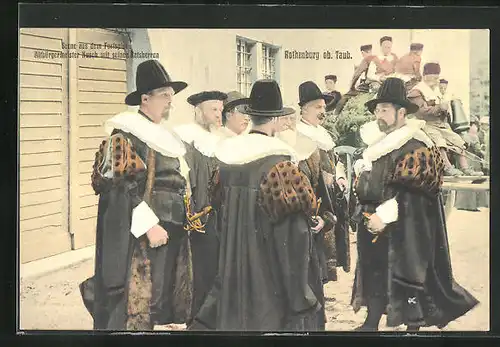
296 81 351 280
173 90 227 323
189 79 326 331
350 77 479 331
79 60 194 330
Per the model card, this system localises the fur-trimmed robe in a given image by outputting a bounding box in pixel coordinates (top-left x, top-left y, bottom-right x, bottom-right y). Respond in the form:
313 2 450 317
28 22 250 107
190 132 325 331
79 111 193 330
350 119 479 328
295 121 351 285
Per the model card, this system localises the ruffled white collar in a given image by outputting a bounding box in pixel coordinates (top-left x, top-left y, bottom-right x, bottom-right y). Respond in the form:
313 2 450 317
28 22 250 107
296 120 335 151
104 111 186 158
174 123 222 157
360 118 434 162
215 133 298 165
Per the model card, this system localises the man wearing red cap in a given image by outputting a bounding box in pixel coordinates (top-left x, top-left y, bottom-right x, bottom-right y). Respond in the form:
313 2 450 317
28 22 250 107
366 36 399 90
408 63 482 176
394 43 424 89
174 90 228 324
349 44 375 92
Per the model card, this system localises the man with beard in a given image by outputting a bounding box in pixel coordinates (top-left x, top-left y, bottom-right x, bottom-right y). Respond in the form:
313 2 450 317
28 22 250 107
407 63 482 176
80 60 194 330
323 75 343 112
394 43 424 89
366 36 399 90
189 79 326 331
350 78 479 331
217 90 250 138
296 81 351 280
173 90 227 323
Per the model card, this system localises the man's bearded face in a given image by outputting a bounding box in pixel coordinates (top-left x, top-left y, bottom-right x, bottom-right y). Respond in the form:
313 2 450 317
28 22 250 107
381 40 392 55
301 99 326 127
374 102 403 133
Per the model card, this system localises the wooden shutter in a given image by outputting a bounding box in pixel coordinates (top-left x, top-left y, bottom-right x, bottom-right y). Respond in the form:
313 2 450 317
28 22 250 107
19 28 72 263
69 28 129 249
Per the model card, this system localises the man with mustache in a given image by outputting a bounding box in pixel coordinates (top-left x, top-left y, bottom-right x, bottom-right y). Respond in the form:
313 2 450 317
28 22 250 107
173 90 228 323
81 60 194 330
218 90 250 138
351 77 478 331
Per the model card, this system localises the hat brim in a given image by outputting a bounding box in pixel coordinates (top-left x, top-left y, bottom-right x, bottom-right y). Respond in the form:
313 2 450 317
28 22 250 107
223 98 251 115
241 105 296 117
125 81 188 106
365 97 419 115
187 91 228 106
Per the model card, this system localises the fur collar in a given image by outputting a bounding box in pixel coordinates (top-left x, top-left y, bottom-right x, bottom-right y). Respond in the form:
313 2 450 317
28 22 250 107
174 123 222 157
215 133 298 165
277 130 319 162
296 120 335 151
215 126 238 139
360 118 434 162
104 111 186 158
412 81 443 103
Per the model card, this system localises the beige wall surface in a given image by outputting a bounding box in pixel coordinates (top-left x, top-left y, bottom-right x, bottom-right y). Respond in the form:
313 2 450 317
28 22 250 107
141 29 485 127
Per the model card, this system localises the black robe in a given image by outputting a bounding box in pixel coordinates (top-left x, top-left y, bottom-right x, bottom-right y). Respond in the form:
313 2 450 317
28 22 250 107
350 138 479 328
191 152 324 331
80 125 192 330
182 142 220 322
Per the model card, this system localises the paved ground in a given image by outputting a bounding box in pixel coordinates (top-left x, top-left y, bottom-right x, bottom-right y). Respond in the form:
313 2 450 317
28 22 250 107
20 207 489 331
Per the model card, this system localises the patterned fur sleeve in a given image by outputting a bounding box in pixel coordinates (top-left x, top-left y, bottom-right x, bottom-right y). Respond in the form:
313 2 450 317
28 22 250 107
389 145 445 197
258 160 318 224
91 132 147 195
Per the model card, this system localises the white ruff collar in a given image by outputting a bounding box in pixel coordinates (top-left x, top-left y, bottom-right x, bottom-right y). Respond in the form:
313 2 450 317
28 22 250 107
215 133 298 165
215 126 238 139
296 120 335 151
360 119 434 162
377 54 395 61
104 111 186 158
412 81 443 103
174 123 222 157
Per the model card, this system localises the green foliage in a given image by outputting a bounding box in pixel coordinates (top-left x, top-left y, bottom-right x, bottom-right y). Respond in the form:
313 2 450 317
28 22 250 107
323 92 377 147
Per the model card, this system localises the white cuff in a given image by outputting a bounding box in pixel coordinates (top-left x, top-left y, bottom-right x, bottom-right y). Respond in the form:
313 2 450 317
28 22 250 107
353 159 372 176
131 201 160 238
375 197 399 224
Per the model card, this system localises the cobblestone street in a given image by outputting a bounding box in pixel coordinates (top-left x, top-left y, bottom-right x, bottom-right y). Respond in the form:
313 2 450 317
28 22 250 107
20 208 489 332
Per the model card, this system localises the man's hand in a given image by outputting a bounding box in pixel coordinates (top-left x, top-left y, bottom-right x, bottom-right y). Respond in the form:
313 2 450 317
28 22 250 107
366 213 386 235
147 224 169 248
336 177 348 191
311 216 325 234
439 102 449 111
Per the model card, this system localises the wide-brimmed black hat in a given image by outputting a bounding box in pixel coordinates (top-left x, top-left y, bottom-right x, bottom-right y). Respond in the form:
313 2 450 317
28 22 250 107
222 90 250 115
298 81 334 107
241 79 295 117
187 91 227 106
125 60 188 106
365 77 419 114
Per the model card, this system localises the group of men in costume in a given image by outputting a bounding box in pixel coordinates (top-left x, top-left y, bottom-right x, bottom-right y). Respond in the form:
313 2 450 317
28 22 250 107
341 36 484 176
80 58 478 332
